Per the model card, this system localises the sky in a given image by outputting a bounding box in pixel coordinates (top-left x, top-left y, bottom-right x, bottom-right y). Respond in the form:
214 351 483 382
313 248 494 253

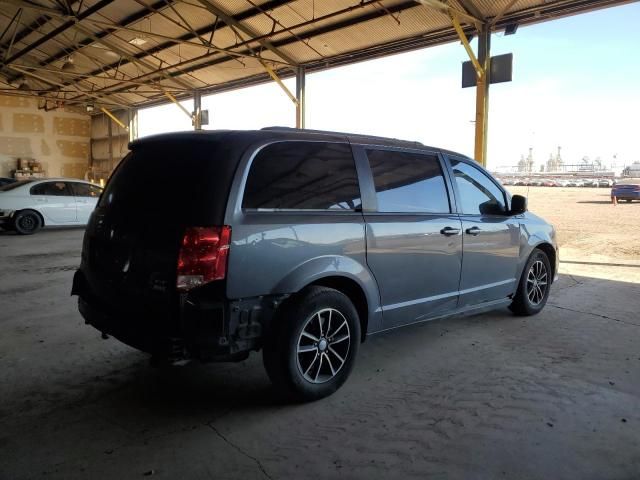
138 2 640 171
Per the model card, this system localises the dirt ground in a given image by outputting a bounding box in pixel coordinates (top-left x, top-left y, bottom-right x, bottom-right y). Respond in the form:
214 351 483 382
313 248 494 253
509 186 640 262
1 189 639 480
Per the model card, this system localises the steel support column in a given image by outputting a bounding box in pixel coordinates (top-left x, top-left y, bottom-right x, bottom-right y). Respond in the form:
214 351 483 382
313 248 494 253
474 26 490 166
295 66 305 129
193 90 202 130
128 108 138 142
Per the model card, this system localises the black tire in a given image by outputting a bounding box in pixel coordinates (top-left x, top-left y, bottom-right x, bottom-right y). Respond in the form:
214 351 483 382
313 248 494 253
13 210 42 235
509 249 552 316
626 199 633 203
263 286 361 402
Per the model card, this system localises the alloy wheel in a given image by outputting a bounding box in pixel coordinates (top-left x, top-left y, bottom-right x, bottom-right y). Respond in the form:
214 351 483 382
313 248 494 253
526 260 548 305
296 308 351 384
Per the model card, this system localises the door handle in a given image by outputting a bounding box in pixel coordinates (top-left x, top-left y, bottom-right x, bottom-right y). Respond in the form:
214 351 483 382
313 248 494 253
440 226 460 236
465 226 481 235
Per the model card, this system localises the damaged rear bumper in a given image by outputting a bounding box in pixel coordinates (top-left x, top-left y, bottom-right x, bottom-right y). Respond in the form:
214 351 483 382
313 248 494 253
72 269 286 363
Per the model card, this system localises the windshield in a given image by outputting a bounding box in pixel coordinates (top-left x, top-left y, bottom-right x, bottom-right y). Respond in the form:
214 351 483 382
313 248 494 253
0 179 33 192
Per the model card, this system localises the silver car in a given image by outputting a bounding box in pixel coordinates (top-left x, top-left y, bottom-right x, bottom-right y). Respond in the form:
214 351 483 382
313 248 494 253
73 128 558 401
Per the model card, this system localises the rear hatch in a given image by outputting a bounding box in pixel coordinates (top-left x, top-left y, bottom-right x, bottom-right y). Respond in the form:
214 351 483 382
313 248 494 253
79 133 245 319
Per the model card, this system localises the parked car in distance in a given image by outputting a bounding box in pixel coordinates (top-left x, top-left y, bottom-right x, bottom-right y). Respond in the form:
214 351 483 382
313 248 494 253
72 128 558 401
0 178 103 234
612 179 640 202
0 177 16 187
598 178 613 188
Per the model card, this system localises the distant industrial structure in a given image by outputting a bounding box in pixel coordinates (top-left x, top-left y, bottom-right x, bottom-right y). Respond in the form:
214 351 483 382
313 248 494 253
623 162 640 177
495 146 630 177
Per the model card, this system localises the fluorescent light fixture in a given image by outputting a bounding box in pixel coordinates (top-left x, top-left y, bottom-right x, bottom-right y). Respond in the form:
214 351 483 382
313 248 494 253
128 37 148 46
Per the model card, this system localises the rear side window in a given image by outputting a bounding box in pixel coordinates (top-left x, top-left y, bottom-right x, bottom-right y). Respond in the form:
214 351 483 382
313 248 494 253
450 159 506 215
70 182 103 197
30 182 72 196
243 142 361 210
366 149 450 213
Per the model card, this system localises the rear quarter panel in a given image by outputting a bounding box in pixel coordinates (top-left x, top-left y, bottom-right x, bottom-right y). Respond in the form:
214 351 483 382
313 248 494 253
224 139 383 333
0 190 52 224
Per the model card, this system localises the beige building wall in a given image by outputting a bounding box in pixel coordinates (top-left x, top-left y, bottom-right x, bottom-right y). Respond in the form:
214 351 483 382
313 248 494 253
0 95 91 179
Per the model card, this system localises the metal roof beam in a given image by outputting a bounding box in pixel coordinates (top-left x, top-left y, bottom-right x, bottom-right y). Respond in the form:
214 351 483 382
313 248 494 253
195 0 298 66
56 0 295 91
490 0 520 26
0 10 145 94
1 0 66 16
1 8 23 61
75 0 421 100
1 0 114 66
0 7 24 45
456 0 485 23
32 0 178 70
417 0 483 29
259 59 297 104
0 1 77 54
8 64 132 108
69 22 195 90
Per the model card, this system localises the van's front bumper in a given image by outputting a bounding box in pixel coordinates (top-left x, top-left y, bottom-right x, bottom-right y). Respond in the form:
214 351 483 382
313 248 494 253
72 269 284 362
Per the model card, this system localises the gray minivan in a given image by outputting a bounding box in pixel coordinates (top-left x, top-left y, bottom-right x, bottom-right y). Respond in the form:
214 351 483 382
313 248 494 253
72 128 558 401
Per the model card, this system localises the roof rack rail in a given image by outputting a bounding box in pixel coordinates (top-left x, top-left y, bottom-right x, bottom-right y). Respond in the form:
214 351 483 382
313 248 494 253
261 126 425 147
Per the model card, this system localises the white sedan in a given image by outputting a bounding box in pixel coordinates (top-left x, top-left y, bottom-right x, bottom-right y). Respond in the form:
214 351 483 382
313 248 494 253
0 178 103 234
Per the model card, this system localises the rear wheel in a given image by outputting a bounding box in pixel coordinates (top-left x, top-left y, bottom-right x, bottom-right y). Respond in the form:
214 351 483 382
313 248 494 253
263 286 360 402
509 249 552 316
13 210 42 235
626 199 633 203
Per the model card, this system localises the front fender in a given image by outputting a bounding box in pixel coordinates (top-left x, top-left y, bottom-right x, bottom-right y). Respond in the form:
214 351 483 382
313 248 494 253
515 218 558 288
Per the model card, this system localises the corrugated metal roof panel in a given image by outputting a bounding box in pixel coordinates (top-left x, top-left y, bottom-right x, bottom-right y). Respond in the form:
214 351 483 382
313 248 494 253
0 0 632 108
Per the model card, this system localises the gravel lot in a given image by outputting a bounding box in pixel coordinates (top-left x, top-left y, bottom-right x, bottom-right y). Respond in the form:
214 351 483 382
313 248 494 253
509 186 640 261
1 187 639 480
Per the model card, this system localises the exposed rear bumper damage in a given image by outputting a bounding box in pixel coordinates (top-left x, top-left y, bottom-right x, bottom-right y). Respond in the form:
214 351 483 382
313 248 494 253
72 269 286 363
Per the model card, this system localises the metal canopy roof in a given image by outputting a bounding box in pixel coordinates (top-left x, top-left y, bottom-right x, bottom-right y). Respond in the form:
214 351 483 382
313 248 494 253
0 0 632 109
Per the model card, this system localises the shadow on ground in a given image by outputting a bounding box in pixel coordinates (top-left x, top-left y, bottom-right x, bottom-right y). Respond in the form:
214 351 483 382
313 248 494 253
1 229 639 479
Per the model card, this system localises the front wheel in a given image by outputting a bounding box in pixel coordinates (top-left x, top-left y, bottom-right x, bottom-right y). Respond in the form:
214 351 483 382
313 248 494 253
509 249 552 316
13 210 42 235
263 286 361 402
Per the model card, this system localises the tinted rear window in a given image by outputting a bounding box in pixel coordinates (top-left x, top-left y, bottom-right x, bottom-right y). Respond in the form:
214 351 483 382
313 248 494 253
99 139 241 225
243 141 361 210
366 149 450 213
71 182 103 197
31 181 72 196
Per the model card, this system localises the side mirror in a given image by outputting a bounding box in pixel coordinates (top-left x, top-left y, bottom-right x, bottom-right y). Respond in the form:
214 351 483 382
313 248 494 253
510 194 527 215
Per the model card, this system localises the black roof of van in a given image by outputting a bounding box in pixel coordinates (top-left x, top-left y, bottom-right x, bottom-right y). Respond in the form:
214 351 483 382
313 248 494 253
128 127 461 156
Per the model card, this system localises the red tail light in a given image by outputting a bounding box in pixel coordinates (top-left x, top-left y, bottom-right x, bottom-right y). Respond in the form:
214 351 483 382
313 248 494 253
177 226 231 291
